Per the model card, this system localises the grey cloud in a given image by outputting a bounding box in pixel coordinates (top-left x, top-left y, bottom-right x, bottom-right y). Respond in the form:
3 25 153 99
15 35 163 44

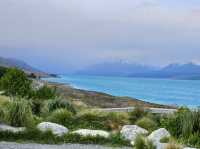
0 0 200 73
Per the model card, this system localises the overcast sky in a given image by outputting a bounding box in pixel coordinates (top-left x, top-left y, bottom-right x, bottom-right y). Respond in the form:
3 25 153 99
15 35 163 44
0 0 200 73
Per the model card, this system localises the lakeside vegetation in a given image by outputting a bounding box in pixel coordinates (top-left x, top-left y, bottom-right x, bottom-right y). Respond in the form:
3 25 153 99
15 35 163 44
0 68 199 148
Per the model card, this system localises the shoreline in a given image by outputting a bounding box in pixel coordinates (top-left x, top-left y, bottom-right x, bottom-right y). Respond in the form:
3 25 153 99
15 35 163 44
44 80 176 109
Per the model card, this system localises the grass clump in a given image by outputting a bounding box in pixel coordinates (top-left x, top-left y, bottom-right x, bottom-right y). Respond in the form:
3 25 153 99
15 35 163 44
72 111 128 131
4 99 34 127
47 108 73 127
129 106 148 123
47 99 76 114
165 143 183 149
161 107 200 147
135 117 157 132
133 135 156 149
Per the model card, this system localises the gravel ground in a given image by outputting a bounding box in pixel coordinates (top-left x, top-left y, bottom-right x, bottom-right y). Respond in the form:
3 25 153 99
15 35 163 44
0 142 132 149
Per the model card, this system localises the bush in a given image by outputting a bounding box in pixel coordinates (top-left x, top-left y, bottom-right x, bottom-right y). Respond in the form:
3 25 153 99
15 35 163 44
31 99 45 116
4 99 34 127
136 117 157 132
72 111 129 131
47 108 73 127
47 99 76 114
0 68 32 98
33 85 56 100
129 106 148 123
134 135 156 149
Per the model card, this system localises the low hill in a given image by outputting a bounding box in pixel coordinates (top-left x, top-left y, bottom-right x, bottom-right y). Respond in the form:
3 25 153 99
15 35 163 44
0 57 48 77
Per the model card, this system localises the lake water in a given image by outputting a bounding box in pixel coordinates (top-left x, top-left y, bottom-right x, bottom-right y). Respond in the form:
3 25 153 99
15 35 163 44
43 75 200 107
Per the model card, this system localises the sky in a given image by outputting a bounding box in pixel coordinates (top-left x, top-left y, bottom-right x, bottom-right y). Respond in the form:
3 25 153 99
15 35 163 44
0 0 200 73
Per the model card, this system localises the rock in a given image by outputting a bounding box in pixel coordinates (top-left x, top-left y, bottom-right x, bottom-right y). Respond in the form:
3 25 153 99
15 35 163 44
120 125 148 141
148 128 170 143
37 122 68 136
0 124 26 133
72 129 110 138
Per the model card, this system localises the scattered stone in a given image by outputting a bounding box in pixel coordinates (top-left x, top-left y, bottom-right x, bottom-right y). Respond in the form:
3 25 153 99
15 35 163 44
37 122 68 136
0 124 25 133
72 129 110 138
148 128 170 143
120 125 148 142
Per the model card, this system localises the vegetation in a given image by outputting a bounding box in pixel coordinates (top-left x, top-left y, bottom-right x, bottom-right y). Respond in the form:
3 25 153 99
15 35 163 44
47 108 73 126
0 68 199 148
165 143 182 149
0 128 130 147
129 106 148 123
3 99 34 127
135 117 157 132
134 135 156 149
33 85 56 100
0 66 7 79
47 99 76 114
0 68 32 98
161 107 200 148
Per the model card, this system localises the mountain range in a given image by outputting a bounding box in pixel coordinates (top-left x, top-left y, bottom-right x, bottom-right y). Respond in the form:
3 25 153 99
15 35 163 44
76 61 200 80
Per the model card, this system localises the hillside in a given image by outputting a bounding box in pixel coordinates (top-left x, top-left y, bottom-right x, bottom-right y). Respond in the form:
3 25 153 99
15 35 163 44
0 57 48 77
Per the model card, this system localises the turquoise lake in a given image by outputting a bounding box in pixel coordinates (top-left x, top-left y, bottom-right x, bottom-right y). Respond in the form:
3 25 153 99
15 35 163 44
43 75 200 107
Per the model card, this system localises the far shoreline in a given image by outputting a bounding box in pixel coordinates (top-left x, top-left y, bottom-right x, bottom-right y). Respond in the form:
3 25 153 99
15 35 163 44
41 78 177 109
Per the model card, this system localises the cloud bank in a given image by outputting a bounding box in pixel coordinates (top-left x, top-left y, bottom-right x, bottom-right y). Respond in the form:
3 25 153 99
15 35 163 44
0 0 200 73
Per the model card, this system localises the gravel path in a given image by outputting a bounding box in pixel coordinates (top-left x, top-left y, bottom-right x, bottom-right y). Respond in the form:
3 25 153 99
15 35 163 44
0 142 131 149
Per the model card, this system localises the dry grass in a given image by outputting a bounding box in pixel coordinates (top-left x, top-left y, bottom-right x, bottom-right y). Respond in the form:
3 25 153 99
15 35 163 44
0 95 10 106
165 143 183 149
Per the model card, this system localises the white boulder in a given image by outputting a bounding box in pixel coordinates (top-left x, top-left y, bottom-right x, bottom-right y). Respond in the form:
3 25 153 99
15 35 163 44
0 124 26 133
120 125 148 141
37 122 68 136
72 129 110 138
148 128 170 143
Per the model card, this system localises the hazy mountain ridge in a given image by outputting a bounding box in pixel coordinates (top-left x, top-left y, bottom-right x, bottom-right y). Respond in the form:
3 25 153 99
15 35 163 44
76 61 158 77
76 61 200 80
0 57 48 76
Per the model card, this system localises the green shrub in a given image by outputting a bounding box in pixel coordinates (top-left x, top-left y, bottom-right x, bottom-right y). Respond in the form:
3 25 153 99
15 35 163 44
4 99 34 127
134 135 156 149
47 108 73 127
31 99 45 116
110 132 130 147
161 107 200 148
47 99 76 114
0 68 32 98
33 85 56 100
129 106 148 123
72 111 128 131
186 133 200 148
136 117 157 132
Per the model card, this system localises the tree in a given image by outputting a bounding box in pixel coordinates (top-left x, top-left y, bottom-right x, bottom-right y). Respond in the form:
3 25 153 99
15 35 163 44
0 68 32 98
